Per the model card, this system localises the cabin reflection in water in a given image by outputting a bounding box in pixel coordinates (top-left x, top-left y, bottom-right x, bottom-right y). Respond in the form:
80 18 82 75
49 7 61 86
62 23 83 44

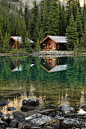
40 57 67 72
10 59 22 72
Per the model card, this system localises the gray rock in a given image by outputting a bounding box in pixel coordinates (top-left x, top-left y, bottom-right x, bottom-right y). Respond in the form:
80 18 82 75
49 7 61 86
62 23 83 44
25 113 42 122
0 120 8 127
61 118 80 129
23 124 31 129
29 115 54 126
62 105 75 115
1 113 14 123
38 109 56 116
13 111 26 122
55 115 65 121
9 119 19 128
0 111 3 117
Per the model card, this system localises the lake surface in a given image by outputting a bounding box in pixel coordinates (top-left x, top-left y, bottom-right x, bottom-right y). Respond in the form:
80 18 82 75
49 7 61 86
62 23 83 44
0 56 86 115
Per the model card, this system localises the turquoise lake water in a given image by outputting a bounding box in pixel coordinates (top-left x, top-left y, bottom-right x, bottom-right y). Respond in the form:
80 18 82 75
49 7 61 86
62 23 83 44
0 56 86 114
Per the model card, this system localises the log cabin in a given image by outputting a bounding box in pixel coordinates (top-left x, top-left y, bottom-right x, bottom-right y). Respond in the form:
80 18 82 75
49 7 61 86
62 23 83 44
10 36 34 49
40 35 67 51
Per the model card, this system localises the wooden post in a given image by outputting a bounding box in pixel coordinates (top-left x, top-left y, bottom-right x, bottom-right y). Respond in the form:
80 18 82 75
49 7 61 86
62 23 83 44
16 41 17 49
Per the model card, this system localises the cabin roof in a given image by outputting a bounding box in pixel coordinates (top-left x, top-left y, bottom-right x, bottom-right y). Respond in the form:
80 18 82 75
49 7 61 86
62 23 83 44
10 36 34 44
40 35 67 44
49 64 67 73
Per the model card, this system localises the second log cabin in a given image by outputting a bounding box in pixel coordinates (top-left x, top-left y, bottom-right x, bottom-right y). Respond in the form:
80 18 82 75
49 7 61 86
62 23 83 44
40 35 67 51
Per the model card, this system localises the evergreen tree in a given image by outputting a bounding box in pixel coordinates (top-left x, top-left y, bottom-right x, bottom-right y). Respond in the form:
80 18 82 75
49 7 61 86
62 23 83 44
0 29 3 52
21 18 26 49
46 1 59 35
3 31 10 52
35 38 41 51
59 4 67 36
30 0 38 39
15 16 21 36
76 9 83 45
25 32 32 53
65 13 78 50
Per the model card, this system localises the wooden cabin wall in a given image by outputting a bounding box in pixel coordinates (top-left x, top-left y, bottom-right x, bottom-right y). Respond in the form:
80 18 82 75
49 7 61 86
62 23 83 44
59 44 66 50
56 43 66 50
43 39 56 50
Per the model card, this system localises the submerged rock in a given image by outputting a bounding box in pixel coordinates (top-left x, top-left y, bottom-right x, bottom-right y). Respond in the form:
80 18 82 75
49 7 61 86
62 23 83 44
81 104 86 111
0 100 10 106
8 107 16 111
22 97 39 106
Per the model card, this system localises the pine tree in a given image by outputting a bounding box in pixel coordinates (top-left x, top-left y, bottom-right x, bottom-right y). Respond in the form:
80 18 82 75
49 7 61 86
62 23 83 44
59 4 67 36
30 0 38 39
26 32 32 53
3 31 10 53
21 18 26 49
76 9 83 45
0 29 3 52
46 1 59 35
65 13 78 50
35 38 41 51
15 16 21 36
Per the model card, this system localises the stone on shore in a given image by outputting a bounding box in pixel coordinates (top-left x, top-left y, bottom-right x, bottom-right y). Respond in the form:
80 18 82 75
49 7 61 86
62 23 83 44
22 97 39 106
61 118 80 129
21 105 38 112
62 104 75 115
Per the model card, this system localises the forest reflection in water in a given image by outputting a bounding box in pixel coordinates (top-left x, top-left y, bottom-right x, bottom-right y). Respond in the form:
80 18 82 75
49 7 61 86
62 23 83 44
0 56 86 114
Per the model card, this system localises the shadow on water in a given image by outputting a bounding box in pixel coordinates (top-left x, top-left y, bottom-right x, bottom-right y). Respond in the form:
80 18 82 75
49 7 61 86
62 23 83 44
0 56 86 114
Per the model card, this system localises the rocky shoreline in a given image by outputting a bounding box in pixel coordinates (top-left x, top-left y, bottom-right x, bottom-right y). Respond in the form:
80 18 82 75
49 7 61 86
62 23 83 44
0 51 86 57
0 97 86 129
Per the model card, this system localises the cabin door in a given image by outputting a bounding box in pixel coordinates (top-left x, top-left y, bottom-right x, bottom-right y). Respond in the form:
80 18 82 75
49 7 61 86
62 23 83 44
52 42 55 50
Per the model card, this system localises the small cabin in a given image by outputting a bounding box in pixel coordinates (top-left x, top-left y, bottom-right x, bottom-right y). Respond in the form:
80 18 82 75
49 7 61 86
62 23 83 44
10 36 34 49
40 35 67 51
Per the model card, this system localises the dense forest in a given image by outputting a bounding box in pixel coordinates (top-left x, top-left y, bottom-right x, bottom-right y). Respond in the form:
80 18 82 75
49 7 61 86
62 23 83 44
0 0 86 53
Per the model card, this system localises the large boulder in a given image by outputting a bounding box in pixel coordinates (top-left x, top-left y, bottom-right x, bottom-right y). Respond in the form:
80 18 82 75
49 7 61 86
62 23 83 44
62 105 75 115
22 97 39 106
25 113 60 128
